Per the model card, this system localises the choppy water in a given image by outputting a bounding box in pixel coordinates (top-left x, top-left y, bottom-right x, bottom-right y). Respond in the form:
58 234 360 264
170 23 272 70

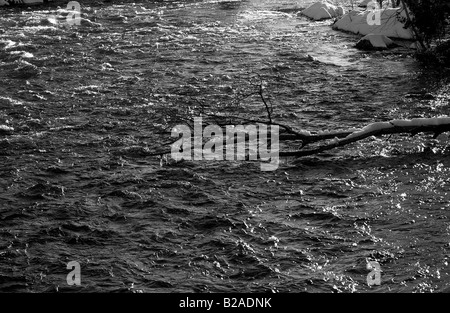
1 0 450 293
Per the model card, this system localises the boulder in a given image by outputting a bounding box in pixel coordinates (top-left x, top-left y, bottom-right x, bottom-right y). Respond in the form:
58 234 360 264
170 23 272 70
301 1 345 21
332 8 413 39
355 34 397 50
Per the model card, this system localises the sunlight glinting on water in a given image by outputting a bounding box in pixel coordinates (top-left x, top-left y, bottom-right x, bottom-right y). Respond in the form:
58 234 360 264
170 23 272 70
0 0 449 293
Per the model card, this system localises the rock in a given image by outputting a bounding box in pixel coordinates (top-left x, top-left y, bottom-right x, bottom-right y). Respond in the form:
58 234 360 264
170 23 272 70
355 34 397 50
301 1 345 21
333 8 413 39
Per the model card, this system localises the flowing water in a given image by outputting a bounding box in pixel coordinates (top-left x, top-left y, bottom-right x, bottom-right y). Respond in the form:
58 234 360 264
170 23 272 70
1 0 450 293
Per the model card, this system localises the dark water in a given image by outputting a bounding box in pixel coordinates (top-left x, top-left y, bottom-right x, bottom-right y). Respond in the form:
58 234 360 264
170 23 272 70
1 0 450 293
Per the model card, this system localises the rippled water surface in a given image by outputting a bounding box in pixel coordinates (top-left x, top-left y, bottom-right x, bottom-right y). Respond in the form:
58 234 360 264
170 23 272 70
1 0 450 293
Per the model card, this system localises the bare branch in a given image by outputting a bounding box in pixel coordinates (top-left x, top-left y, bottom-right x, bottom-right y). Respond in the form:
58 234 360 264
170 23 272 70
258 80 273 124
280 119 450 157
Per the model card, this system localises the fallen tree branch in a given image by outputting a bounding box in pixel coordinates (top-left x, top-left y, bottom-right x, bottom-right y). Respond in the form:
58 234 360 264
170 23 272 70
258 80 273 125
145 117 450 161
280 117 450 157
148 79 450 162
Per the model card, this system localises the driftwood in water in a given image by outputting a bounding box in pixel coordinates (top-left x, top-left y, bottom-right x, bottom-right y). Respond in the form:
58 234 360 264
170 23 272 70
149 116 450 161
278 117 450 157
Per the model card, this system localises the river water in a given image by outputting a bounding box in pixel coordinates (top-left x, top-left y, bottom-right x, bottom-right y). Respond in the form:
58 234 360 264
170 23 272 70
1 0 450 293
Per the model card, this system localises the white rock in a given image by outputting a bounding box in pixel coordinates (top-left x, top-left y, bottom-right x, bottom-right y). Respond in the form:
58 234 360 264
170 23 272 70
356 34 396 50
332 8 413 39
301 1 344 21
